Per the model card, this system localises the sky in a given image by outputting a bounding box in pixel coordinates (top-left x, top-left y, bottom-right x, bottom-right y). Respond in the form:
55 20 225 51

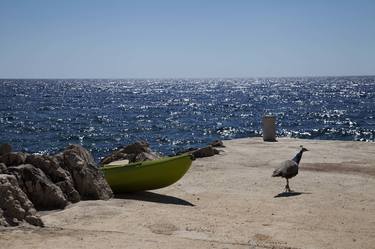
0 0 374 78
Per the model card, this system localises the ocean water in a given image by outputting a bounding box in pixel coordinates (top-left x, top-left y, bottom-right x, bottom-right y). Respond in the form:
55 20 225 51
1 76 374 160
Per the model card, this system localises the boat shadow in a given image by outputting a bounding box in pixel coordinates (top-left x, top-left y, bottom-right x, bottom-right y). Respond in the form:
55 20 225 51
274 191 312 198
115 191 195 206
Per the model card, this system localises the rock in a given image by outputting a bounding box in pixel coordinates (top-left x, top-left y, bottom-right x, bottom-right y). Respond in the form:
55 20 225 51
174 146 220 158
25 215 44 227
133 151 161 163
62 144 113 200
0 152 27 166
209 140 225 147
0 144 12 155
55 181 81 203
174 147 198 156
26 154 80 203
192 146 220 158
0 174 43 226
100 150 128 165
122 141 151 154
0 163 8 174
0 209 7 226
8 164 68 210
0 144 118 227
26 154 68 182
100 141 161 165
53 152 66 170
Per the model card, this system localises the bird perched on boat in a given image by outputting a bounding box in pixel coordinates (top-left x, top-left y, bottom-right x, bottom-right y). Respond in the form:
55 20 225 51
272 146 309 192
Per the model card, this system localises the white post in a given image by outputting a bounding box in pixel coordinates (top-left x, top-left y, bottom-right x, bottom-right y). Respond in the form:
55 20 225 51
262 115 277 142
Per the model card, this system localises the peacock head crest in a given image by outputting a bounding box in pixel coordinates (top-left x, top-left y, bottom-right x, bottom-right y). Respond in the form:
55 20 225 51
300 145 309 152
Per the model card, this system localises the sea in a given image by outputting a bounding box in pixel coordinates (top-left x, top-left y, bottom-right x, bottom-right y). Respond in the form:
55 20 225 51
1 76 374 161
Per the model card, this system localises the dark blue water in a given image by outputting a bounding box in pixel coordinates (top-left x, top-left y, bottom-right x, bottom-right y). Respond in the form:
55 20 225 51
1 77 374 160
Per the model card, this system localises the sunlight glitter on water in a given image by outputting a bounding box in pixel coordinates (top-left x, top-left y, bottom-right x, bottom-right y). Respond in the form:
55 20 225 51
1 76 374 159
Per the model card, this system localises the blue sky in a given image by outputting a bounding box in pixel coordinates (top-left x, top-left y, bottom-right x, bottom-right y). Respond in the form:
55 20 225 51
0 0 374 78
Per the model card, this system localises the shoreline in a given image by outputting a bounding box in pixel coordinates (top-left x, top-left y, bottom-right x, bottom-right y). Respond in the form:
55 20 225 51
1 137 374 249
6 134 375 163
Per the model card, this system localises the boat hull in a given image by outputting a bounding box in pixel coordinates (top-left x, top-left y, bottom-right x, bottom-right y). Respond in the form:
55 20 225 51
101 154 193 193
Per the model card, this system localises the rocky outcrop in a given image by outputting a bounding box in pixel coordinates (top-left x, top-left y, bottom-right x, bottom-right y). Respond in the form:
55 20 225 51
26 154 80 203
100 141 161 165
0 163 8 174
0 152 27 166
8 164 68 210
133 151 160 162
0 139 222 227
122 141 150 154
0 174 43 227
176 141 223 158
192 146 220 158
209 140 225 148
0 143 113 227
62 145 113 200
100 150 128 165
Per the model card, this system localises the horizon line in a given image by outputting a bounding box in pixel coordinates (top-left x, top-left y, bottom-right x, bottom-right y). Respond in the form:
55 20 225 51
1 74 374 80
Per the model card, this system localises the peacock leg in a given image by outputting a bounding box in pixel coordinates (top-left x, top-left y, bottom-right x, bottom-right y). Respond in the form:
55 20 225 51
285 178 291 192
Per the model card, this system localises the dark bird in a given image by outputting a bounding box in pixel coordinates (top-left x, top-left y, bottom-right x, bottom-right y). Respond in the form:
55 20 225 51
272 146 309 192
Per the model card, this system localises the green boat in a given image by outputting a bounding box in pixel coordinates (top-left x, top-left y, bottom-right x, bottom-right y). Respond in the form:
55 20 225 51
101 154 193 193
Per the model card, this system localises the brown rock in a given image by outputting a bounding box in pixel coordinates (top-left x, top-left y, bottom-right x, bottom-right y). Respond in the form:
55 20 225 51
209 140 225 147
122 141 150 154
0 152 27 166
62 144 113 200
0 174 43 226
100 151 128 165
174 147 198 156
26 154 80 203
133 151 161 163
55 180 81 203
26 154 67 182
8 164 68 210
0 163 8 174
192 146 220 158
100 141 159 165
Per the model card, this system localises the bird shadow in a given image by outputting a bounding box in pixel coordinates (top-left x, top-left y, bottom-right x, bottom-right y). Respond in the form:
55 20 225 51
274 191 311 198
115 191 195 206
